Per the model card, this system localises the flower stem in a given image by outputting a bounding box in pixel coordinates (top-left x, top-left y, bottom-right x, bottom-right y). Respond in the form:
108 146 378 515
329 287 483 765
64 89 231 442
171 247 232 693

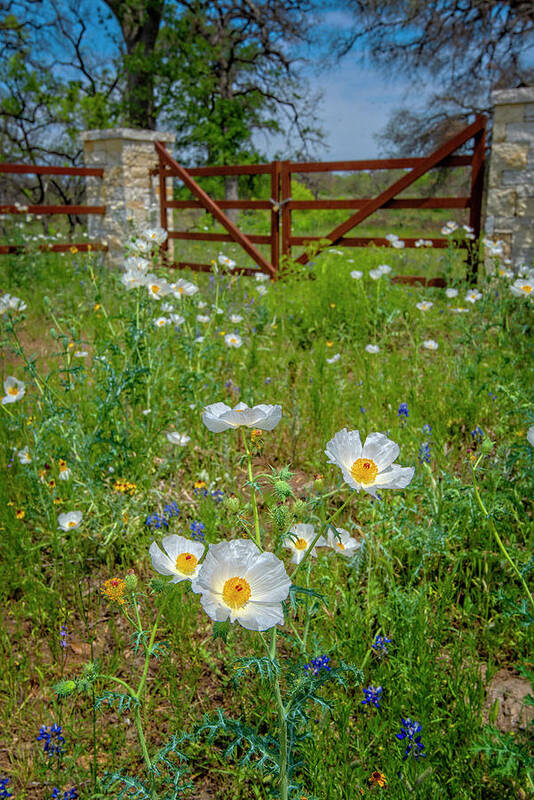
268 627 288 800
470 464 534 612
242 432 262 549
292 493 352 580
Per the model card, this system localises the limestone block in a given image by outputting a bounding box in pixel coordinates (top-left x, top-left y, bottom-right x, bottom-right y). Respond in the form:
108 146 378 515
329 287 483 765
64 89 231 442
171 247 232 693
492 87 534 105
491 143 529 171
516 194 534 217
492 120 507 143
494 105 526 125
506 122 534 145
501 169 534 186
486 188 517 217
525 105 534 121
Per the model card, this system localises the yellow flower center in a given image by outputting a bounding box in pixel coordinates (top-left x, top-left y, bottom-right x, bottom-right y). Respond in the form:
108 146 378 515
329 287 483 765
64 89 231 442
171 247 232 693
521 285 532 294
222 576 251 609
336 542 345 550
178 287 184 294
151 285 160 294
350 458 378 485
67 520 77 528
7 386 19 395
295 537 308 550
175 552 198 575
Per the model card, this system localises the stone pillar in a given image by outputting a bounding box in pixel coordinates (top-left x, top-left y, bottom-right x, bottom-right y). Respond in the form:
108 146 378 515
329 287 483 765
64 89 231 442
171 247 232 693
486 87 534 267
81 128 175 265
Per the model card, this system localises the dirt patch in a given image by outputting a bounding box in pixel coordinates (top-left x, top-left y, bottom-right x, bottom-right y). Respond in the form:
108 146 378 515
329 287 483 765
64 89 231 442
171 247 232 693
482 665 534 732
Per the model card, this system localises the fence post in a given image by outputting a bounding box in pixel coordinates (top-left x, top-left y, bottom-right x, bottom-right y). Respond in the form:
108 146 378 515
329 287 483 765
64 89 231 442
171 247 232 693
467 115 487 284
157 143 169 256
281 160 291 261
270 161 281 277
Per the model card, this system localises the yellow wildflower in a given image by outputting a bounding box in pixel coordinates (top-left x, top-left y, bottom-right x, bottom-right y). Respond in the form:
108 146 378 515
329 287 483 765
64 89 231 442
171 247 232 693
101 578 126 605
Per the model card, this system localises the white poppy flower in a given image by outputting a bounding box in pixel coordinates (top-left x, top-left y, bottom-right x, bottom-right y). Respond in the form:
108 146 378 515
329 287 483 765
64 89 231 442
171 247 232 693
17 446 31 464
171 278 198 298
377 264 392 275
365 344 380 354
125 255 150 273
416 301 433 311
369 269 383 280
170 314 185 325
218 254 236 268
385 233 399 242
451 307 470 313
150 534 204 583
391 239 405 249
325 428 415 498
154 317 170 327
256 285 268 296
202 401 282 432
255 273 270 282
224 333 243 348
2 376 25 404
74 350 88 358
197 315 210 323
350 270 363 279
58 511 83 531
146 275 172 299
465 290 482 303
142 227 167 245
142 408 151 415
194 336 205 343
197 300 208 309
191 539 291 631
424 240 433 247
497 267 514 279
415 239 425 248
230 314 243 323
213 306 224 315
283 523 326 565
423 339 439 350
325 526 361 558
0 293 26 313
166 431 190 446
121 271 146 289
527 426 534 447
510 279 534 299
161 302 174 312
445 288 458 298
326 353 341 364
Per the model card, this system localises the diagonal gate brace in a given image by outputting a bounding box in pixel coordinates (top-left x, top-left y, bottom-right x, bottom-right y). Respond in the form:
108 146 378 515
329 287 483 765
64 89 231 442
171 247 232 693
155 142 275 278
296 115 487 265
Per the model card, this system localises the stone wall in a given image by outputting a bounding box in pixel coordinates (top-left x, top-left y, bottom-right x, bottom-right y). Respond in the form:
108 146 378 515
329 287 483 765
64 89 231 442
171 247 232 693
81 128 175 266
485 87 534 267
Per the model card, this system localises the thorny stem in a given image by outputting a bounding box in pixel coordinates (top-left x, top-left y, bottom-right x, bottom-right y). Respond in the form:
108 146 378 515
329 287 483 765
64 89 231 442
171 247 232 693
470 463 534 613
242 432 262 549
264 627 288 800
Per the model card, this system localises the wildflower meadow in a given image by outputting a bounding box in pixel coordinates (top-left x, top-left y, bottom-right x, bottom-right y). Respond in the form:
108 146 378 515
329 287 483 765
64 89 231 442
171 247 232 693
0 226 533 800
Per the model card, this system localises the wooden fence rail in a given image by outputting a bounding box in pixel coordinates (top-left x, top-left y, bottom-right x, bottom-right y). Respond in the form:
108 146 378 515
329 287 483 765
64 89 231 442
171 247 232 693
0 162 107 255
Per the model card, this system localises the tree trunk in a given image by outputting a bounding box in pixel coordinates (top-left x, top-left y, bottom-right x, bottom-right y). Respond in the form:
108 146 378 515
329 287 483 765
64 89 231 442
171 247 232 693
224 175 239 224
103 0 165 129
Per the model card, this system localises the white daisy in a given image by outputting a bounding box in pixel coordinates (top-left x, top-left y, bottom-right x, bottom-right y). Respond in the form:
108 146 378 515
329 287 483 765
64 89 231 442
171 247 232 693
146 276 172 299
451 307 470 313
74 350 88 358
2 376 25 404
230 314 243 323
170 314 185 325
325 428 415 498
58 511 83 531
445 288 459 298
202 401 282 432
365 344 380 354
191 539 291 631
326 353 341 364
325 526 361 558
385 233 399 242
377 264 392 275
350 270 363 279
423 339 439 350
154 317 170 327
255 273 270 282
391 239 405 249
197 315 210 323
224 333 243 348
465 290 482 303
166 431 191 446
256 285 268 296
283 523 326 565
149 534 204 583
197 300 208 309
369 269 383 280
416 301 433 311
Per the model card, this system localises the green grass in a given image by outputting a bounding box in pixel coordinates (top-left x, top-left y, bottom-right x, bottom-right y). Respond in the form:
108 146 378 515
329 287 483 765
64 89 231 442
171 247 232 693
0 233 532 800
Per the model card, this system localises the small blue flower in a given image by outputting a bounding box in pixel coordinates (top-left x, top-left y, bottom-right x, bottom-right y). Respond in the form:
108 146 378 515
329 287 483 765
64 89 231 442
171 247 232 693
397 402 409 419
418 442 431 464
0 777 13 798
190 520 205 541
372 634 392 657
37 723 65 756
59 624 69 648
396 718 426 761
304 655 331 676
211 489 224 503
145 513 169 530
471 426 484 443
361 685 383 710
162 501 180 519
422 424 432 435
360 406 366 414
